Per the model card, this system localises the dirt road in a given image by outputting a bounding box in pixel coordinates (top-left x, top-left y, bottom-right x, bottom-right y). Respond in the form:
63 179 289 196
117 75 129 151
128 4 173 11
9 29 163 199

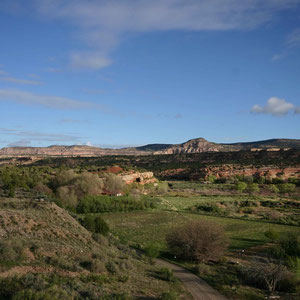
156 259 228 300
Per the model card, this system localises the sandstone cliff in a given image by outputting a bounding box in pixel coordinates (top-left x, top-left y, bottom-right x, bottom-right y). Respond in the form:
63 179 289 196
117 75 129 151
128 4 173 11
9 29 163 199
1 138 299 157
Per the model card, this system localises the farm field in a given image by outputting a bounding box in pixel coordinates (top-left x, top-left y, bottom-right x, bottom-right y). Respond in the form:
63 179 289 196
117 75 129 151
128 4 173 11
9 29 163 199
102 209 300 251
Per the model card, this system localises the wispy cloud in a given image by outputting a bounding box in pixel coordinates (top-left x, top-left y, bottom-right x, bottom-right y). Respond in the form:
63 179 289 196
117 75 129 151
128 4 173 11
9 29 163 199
0 76 43 85
272 27 300 61
271 53 286 61
70 52 112 70
0 89 101 110
0 127 85 146
7 140 31 147
286 28 300 48
27 73 40 79
21 0 299 70
0 70 8 75
45 67 62 73
251 97 299 116
60 118 89 124
83 89 107 95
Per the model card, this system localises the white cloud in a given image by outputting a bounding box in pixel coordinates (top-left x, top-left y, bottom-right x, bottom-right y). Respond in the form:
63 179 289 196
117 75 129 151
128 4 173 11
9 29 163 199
286 28 300 47
70 52 112 70
0 76 43 85
23 0 299 70
251 97 297 116
295 107 300 114
0 89 97 110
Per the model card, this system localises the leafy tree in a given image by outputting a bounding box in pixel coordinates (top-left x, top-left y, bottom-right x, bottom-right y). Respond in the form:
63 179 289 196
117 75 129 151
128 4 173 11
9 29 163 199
82 215 109 236
235 182 247 193
247 183 260 195
94 216 110 236
269 184 279 194
207 175 216 183
278 183 296 195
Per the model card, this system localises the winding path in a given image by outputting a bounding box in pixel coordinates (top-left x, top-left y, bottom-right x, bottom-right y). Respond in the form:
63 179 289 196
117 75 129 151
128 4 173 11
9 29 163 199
156 258 228 300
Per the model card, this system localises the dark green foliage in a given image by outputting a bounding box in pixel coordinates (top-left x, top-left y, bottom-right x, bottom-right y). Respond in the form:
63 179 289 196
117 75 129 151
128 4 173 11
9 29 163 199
247 183 260 194
160 291 177 300
192 204 222 214
77 195 157 214
277 183 296 194
264 229 280 242
156 268 176 282
279 233 300 258
100 293 132 300
277 273 299 293
105 261 117 274
144 243 160 259
94 216 110 236
82 215 110 236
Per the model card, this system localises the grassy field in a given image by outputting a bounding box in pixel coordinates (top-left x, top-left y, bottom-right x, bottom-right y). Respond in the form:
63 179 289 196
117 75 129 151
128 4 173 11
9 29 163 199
102 210 300 251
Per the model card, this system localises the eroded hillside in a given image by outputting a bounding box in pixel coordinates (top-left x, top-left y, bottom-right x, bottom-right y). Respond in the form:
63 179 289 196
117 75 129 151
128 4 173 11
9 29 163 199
0 197 189 299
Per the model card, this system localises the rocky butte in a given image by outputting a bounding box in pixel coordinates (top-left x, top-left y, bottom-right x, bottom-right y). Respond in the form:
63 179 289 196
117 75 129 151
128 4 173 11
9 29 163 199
0 138 300 158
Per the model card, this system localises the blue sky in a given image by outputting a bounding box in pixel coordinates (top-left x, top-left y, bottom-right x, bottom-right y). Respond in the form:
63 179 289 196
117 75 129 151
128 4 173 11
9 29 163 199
0 0 300 148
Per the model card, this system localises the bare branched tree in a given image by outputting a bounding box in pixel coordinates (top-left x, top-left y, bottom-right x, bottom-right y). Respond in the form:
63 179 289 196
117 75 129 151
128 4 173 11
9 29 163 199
245 259 286 295
166 220 227 262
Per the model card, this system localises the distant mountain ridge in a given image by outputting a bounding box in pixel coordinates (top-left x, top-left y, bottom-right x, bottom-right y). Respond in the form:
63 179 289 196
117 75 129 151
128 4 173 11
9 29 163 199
0 138 299 157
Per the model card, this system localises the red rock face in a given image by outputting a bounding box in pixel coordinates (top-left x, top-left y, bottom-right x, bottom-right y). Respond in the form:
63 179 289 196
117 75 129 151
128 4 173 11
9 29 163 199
204 165 300 180
159 164 300 181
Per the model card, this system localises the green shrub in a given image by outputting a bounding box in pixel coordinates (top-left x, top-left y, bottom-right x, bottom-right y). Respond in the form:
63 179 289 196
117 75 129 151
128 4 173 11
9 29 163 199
194 263 211 276
144 243 160 260
94 216 110 236
160 291 177 300
235 182 247 193
264 229 280 242
105 261 117 274
277 272 299 293
82 215 109 236
247 183 260 194
279 233 300 258
278 183 296 194
157 268 176 282
77 195 157 214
